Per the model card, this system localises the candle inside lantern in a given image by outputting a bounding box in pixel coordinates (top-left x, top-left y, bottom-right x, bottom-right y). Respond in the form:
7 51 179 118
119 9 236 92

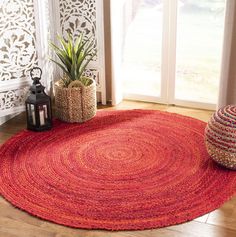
32 111 36 125
43 105 48 119
39 106 45 126
30 104 36 125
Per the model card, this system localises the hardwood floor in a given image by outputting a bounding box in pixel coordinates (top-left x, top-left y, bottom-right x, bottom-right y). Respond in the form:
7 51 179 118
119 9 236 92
0 100 236 237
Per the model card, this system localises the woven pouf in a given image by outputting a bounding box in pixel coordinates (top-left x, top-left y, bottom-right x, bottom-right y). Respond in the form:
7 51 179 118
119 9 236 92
205 105 236 170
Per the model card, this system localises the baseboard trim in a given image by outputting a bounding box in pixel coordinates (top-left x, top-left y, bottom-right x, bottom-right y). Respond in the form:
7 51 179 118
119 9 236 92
0 114 18 126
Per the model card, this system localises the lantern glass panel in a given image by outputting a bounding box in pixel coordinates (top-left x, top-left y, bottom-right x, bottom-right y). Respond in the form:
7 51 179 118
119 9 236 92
27 103 36 126
38 104 51 126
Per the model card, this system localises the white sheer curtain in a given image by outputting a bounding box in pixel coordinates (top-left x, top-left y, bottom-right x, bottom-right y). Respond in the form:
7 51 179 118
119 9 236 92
110 0 126 105
218 0 236 108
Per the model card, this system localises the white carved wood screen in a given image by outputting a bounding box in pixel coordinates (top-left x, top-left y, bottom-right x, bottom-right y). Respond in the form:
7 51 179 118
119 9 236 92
0 0 106 118
51 0 106 105
0 0 50 117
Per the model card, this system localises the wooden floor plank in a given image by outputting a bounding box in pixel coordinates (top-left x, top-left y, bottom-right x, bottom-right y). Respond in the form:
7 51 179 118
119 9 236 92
167 220 236 237
0 217 56 237
0 202 42 227
0 231 18 237
193 214 209 223
206 196 236 231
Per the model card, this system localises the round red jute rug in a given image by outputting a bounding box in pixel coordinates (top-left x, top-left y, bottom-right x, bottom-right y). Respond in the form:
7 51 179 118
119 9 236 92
0 110 236 231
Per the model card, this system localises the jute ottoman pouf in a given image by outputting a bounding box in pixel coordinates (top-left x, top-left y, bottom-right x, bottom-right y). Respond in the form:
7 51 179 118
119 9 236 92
205 105 236 170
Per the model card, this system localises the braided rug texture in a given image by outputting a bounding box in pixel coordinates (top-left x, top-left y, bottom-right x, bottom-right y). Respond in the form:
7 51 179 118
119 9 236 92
0 109 236 230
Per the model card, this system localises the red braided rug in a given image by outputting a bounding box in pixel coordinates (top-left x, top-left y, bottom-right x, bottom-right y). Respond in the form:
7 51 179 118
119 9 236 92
0 110 236 230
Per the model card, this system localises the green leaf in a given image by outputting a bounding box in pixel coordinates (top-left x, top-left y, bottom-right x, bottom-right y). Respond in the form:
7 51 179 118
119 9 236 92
57 35 70 57
77 51 96 79
74 33 83 53
50 59 71 79
71 44 77 80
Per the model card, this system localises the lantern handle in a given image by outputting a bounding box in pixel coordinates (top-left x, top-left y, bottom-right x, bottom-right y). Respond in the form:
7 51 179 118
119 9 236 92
30 67 42 81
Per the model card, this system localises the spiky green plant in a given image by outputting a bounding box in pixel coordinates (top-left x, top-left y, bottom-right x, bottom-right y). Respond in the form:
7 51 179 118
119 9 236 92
50 33 96 87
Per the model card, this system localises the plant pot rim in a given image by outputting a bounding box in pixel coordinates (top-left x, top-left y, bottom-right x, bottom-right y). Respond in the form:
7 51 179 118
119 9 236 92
55 77 95 90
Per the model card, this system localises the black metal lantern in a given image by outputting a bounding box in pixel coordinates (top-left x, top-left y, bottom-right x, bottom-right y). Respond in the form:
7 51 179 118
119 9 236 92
25 67 52 131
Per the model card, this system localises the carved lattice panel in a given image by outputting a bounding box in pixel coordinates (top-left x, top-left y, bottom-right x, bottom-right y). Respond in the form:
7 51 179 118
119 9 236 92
83 68 101 90
58 0 97 61
0 88 29 111
0 0 42 116
0 0 39 82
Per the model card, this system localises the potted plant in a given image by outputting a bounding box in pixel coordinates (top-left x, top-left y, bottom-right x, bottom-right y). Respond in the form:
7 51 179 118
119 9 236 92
50 33 97 123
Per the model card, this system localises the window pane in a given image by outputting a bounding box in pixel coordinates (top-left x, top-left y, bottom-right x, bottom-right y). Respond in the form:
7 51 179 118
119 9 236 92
175 0 225 104
122 0 163 97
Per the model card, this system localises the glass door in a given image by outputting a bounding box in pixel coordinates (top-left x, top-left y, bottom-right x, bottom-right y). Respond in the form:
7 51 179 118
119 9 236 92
172 0 226 109
121 0 167 103
117 0 227 109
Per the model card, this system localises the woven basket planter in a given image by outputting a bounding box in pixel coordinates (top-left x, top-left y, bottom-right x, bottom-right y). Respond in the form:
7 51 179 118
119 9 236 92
205 105 236 170
55 78 96 123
